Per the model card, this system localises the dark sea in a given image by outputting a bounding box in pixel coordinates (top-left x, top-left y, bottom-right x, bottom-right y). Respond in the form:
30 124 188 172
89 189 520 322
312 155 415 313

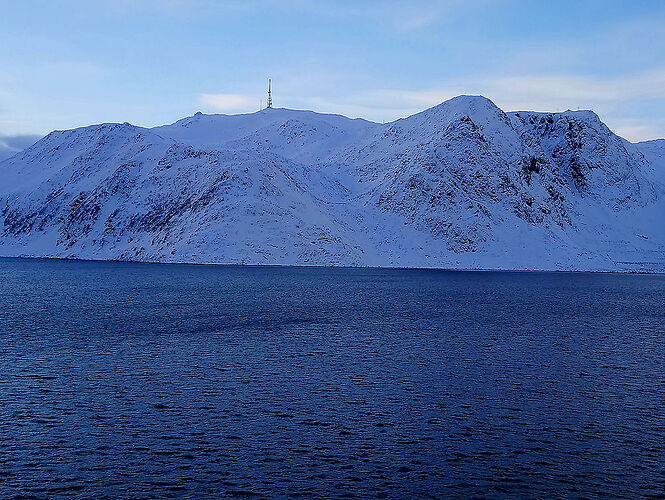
1 257 664 498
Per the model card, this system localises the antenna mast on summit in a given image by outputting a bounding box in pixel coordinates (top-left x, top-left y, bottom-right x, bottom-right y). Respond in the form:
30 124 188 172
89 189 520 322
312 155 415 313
267 78 273 108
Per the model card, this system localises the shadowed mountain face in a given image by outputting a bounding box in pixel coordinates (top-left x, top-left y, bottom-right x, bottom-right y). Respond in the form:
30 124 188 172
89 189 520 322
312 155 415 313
1 96 664 271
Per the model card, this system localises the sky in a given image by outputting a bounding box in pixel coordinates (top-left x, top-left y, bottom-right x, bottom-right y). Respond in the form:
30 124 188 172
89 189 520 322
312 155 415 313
1 0 664 142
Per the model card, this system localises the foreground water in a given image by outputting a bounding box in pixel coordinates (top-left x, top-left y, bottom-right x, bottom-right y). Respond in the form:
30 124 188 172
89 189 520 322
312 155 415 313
1 258 664 498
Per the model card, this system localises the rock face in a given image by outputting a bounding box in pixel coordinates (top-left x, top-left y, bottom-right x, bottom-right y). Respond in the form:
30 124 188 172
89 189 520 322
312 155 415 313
1 95 664 272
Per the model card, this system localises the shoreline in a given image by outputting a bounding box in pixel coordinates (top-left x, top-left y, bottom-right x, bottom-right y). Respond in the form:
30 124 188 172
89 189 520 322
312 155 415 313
1 254 663 276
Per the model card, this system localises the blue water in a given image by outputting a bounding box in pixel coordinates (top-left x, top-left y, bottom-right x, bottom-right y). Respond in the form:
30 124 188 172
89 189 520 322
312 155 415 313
1 258 664 498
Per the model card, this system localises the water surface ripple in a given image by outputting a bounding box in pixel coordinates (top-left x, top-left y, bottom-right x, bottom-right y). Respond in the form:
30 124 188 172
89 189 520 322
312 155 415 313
1 258 664 498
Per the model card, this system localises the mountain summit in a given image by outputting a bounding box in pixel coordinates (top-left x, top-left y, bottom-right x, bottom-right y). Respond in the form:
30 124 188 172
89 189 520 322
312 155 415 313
1 96 664 272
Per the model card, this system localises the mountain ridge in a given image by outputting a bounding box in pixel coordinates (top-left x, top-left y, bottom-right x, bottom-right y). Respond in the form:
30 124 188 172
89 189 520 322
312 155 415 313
1 95 664 272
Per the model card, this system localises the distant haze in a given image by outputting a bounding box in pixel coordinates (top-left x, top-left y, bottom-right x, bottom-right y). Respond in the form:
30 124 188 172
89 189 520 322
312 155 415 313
0 135 42 161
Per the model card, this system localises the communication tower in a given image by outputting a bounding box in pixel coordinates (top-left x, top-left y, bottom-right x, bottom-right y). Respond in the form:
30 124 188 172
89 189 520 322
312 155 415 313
267 78 273 108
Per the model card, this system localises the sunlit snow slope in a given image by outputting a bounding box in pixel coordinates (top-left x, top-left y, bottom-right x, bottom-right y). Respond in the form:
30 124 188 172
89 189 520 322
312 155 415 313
1 96 664 271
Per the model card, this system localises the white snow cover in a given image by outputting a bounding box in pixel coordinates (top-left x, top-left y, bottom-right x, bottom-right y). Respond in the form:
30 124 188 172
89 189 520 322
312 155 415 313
1 95 664 272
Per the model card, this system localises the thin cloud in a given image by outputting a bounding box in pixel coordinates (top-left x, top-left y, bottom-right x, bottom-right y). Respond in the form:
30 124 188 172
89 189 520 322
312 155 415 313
609 122 664 144
248 0 487 33
389 0 486 32
371 69 665 114
297 68 665 140
487 70 665 110
198 93 259 113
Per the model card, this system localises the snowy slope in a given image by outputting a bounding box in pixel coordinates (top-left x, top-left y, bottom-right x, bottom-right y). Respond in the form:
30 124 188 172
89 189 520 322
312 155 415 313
637 139 665 186
1 96 664 272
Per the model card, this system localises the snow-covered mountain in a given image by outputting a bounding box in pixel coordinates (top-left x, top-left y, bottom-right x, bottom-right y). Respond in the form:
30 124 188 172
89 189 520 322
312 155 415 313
1 95 664 272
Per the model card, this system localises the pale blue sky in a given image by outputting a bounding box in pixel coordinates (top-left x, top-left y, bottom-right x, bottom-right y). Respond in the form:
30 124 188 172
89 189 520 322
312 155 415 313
1 0 664 141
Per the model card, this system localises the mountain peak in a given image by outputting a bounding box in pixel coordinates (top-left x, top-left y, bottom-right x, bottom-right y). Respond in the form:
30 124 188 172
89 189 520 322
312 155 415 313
416 94 503 120
442 94 497 107
397 94 508 134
